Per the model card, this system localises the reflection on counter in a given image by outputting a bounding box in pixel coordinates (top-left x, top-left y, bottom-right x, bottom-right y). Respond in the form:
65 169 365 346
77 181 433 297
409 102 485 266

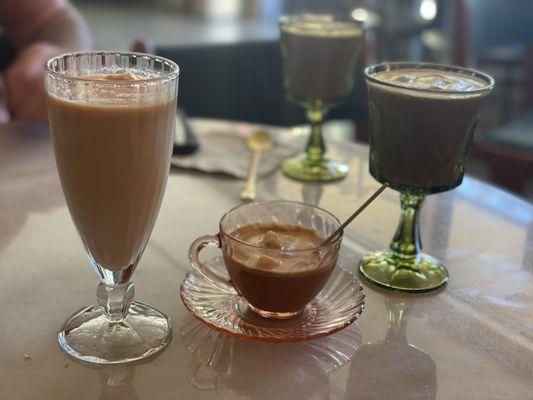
458 179 533 225
0 123 64 257
98 365 139 400
301 182 324 207
346 297 437 400
181 315 361 399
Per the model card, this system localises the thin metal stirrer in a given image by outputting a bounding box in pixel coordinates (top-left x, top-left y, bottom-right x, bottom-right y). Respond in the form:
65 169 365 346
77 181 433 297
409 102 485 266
322 184 388 245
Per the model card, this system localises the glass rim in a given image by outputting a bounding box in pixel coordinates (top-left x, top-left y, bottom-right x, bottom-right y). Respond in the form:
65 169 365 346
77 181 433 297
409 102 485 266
219 200 343 252
45 51 180 85
364 61 495 95
279 13 365 30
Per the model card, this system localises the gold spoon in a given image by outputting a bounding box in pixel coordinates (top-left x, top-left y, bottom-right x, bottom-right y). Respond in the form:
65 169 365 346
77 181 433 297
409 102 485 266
241 131 273 201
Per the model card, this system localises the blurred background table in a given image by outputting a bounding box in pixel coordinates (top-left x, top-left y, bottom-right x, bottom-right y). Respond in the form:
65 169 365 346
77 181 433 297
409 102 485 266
0 119 531 400
1 0 532 198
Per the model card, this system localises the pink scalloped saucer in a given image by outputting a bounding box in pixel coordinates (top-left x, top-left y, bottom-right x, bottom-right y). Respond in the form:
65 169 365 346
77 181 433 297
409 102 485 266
180 256 365 342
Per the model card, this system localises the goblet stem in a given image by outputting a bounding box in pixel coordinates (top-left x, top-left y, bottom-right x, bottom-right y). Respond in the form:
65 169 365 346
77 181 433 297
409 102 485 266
358 190 448 292
385 298 408 344
97 282 134 322
305 107 327 162
280 105 347 181
389 193 424 262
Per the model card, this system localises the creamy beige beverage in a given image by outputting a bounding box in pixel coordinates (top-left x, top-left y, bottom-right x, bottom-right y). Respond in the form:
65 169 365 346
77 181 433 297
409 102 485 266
48 72 176 271
367 67 491 191
224 223 337 312
281 17 363 105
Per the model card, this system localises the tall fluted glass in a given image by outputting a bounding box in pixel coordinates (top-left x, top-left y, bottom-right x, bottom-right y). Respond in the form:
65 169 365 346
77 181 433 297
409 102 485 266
46 52 179 364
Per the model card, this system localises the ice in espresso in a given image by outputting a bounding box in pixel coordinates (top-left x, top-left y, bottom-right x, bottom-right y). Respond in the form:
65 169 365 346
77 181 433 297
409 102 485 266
223 224 338 313
367 68 491 192
47 72 176 271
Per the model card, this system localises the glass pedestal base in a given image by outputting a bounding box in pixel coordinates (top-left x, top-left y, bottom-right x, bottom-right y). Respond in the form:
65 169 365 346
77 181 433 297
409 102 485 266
281 154 348 182
358 250 448 292
58 302 172 365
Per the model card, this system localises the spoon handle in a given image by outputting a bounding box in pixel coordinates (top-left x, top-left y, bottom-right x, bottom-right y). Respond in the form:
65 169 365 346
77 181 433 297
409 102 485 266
241 150 262 200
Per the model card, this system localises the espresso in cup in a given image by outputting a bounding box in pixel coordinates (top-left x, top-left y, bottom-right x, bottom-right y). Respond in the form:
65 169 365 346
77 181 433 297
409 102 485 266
189 201 342 319
223 223 338 314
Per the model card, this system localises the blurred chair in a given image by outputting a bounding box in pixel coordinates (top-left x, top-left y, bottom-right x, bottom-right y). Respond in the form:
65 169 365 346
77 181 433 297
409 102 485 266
471 131 533 198
465 0 532 58
455 0 533 122
469 55 533 198
131 39 368 136
448 0 533 198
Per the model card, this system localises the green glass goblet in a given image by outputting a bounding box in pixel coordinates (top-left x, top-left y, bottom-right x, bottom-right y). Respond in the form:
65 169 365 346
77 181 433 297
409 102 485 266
279 14 364 182
359 62 494 292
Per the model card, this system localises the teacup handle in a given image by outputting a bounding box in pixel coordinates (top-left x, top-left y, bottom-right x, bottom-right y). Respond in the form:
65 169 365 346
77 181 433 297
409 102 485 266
188 234 237 294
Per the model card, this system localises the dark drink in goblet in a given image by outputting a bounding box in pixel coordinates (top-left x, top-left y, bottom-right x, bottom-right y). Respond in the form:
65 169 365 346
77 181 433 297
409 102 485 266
280 14 363 181
359 63 493 292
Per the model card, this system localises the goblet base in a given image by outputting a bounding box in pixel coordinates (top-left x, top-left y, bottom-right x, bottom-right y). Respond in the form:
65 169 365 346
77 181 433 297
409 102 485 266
58 302 172 365
358 250 448 292
281 153 348 182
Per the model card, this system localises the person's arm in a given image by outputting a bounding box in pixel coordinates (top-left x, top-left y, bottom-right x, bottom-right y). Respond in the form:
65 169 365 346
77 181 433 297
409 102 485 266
1 0 91 122
0 0 91 52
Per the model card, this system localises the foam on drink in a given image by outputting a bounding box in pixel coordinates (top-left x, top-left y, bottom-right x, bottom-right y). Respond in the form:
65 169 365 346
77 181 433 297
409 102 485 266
373 68 487 92
230 223 327 273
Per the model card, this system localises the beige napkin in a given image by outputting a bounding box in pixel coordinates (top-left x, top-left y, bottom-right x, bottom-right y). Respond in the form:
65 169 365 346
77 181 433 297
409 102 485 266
171 130 297 179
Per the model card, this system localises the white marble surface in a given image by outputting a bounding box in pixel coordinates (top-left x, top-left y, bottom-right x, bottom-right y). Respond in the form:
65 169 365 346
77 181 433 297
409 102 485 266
0 119 531 400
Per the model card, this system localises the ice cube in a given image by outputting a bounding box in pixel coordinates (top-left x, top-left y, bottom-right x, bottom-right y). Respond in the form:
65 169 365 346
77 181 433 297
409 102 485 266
285 237 314 250
244 253 261 269
257 255 280 270
259 230 283 249
231 246 249 262
289 260 314 272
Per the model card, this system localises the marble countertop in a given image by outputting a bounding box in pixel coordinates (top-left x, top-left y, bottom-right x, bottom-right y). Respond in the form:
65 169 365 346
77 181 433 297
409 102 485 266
0 119 531 400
